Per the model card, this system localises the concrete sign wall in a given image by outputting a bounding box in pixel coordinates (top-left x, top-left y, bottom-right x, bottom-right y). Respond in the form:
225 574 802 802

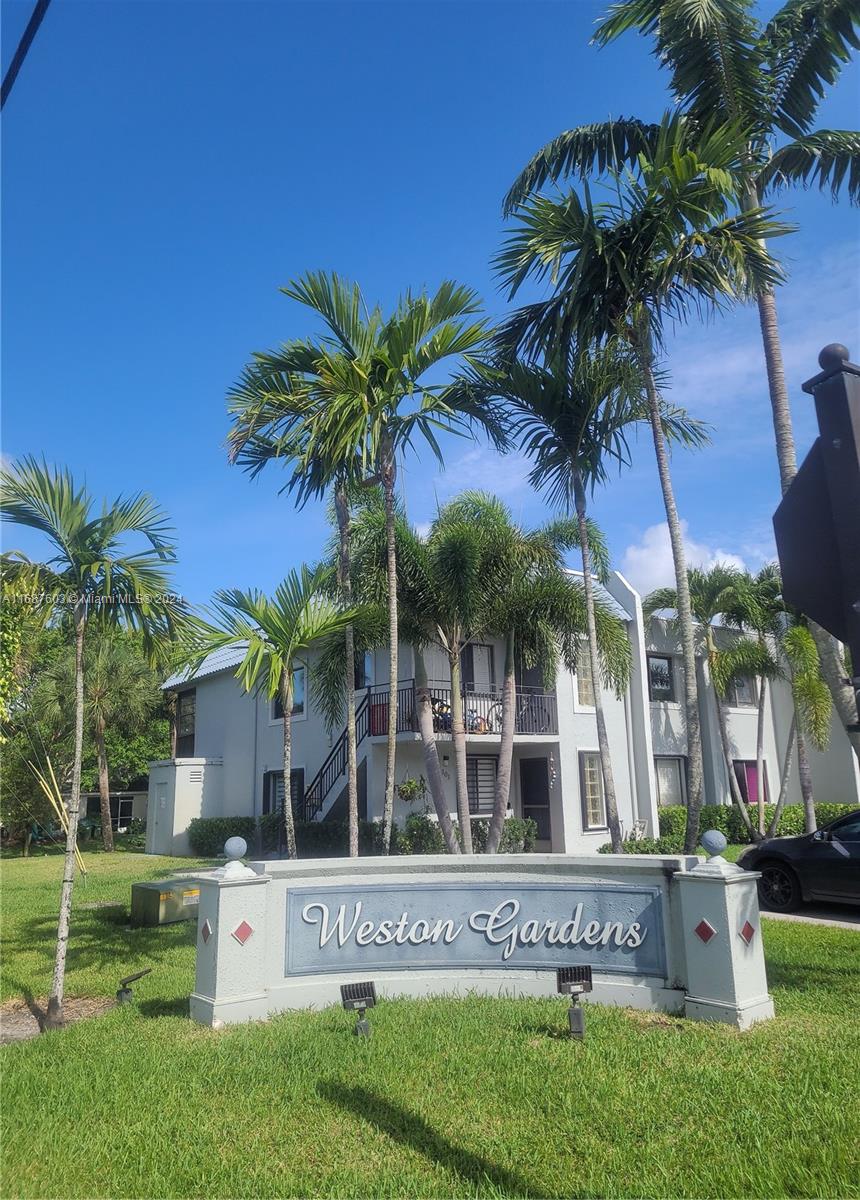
190 851 775 1031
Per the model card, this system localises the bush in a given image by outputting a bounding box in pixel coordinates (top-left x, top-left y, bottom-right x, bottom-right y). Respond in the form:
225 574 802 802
657 802 858 846
598 836 684 855
187 816 257 856
396 813 447 855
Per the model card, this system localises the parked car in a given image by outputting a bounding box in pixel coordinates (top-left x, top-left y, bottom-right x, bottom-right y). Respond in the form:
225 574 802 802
736 809 860 911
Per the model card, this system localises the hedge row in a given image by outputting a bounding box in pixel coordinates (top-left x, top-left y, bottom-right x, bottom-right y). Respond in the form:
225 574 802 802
657 802 856 845
188 812 538 858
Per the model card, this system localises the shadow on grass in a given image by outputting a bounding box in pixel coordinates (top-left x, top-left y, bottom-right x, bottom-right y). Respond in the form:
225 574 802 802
137 995 189 1019
6 908 197 989
318 1081 538 1197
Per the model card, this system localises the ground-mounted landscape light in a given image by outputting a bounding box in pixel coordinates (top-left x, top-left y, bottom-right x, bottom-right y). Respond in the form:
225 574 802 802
557 966 593 1039
340 981 376 1038
116 967 152 1004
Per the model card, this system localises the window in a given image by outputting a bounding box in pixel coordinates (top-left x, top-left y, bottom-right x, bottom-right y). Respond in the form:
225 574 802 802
262 769 305 816
732 761 770 806
579 751 607 830
355 650 374 690
829 813 860 842
726 675 758 707
273 666 306 719
647 655 675 702
654 757 687 807
575 646 595 707
466 756 497 814
175 689 195 756
462 644 496 693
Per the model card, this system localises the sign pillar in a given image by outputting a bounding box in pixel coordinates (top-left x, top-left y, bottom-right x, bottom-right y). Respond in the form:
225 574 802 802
190 871 272 1026
676 853 774 1030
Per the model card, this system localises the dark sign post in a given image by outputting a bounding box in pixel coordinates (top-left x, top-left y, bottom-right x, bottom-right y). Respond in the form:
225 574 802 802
773 344 860 725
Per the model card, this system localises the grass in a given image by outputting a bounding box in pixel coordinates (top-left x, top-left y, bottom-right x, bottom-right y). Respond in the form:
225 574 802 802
2 853 859 1200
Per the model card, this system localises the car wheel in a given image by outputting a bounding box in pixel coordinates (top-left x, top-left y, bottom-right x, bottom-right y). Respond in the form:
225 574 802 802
758 862 801 912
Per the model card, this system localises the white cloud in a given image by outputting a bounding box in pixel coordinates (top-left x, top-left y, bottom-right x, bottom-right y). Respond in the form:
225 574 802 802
620 520 746 597
433 444 531 499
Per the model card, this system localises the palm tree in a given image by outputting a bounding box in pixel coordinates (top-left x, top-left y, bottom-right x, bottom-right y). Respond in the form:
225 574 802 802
0 458 183 1028
454 342 707 849
496 133 788 852
719 565 832 836
647 565 760 841
647 563 832 841
504 0 860 749
186 565 353 859
435 491 632 853
345 490 631 853
228 272 503 852
37 628 162 851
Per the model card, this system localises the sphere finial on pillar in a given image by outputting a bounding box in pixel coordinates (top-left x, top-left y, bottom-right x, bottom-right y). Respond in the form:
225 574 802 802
818 343 850 370
700 829 727 861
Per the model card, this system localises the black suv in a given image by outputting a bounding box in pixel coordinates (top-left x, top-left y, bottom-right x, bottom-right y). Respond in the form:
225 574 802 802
736 809 860 911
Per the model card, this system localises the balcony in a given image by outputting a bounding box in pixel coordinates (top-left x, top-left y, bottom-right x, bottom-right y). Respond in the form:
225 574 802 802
365 680 558 738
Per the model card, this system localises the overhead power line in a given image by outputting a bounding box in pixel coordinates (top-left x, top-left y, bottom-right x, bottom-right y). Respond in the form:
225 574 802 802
1 0 52 110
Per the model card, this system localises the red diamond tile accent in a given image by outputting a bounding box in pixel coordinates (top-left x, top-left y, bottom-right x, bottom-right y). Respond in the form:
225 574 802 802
231 919 254 946
201 919 212 944
740 920 756 945
695 919 717 944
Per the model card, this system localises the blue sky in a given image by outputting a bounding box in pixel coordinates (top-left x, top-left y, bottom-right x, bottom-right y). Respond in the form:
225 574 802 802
3 0 859 605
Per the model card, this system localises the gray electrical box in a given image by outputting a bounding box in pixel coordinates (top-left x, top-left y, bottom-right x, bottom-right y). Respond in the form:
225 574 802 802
130 878 201 927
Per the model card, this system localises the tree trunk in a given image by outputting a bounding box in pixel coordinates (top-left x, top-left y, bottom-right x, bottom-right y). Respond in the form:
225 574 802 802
334 483 359 858
808 624 860 761
449 650 473 853
756 674 768 837
94 714 115 853
640 338 704 853
45 603 87 1030
797 726 816 834
755 287 797 493
753 259 860 761
414 647 460 854
381 445 398 854
574 469 622 851
708 632 757 842
281 672 297 860
23 827 32 857
486 629 516 854
766 712 796 838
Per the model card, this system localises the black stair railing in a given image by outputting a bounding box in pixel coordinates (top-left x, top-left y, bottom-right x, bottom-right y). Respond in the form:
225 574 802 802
300 690 371 822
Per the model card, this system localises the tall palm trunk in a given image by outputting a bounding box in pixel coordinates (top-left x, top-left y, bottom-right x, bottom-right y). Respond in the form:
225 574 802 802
381 441 398 854
639 330 704 853
767 712 797 838
94 714 115 853
334 483 359 858
755 674 768 837
755 286 797 493
574 469 622 851
797 727 816 834
45 603 87 1030
486 629 516 854
707 631 756 842
280 672 298 860
449 649 473 853
414 647 460 854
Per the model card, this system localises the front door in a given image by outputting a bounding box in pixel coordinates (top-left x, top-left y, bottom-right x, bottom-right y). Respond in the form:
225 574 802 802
519 757 551 844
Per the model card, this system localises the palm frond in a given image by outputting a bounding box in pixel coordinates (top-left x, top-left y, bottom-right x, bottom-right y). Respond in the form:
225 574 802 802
758 129 860 202
761 0 860 138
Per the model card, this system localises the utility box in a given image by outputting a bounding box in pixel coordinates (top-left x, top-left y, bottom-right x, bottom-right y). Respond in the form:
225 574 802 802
130 879 201 927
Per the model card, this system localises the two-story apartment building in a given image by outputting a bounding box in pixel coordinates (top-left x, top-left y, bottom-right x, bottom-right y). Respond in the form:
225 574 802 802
146 572 860 856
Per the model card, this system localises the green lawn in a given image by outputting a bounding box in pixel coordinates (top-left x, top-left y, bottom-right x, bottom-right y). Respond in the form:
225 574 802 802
2 852 859 1200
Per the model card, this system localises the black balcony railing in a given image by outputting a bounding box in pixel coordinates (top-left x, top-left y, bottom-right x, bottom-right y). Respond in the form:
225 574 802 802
365 680 558 737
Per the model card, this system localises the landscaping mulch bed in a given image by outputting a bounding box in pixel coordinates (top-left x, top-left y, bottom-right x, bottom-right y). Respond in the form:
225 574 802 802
0 995 116 1044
